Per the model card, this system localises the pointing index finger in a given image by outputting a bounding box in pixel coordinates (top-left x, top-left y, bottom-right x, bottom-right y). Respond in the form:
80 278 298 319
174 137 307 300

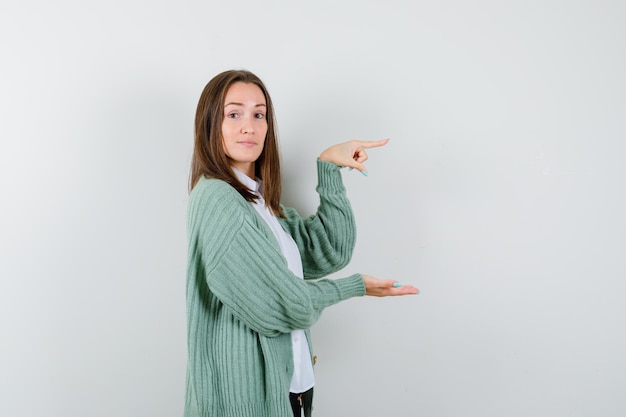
355 138 390 149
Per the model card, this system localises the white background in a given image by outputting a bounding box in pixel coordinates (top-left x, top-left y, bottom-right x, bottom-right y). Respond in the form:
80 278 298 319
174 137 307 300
1 1 625 416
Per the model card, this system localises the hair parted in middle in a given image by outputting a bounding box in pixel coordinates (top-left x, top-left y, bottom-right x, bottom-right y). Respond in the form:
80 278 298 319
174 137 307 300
190 69 284 218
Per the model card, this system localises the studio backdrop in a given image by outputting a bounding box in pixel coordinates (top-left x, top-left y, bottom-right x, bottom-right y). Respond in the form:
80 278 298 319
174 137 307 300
1 1 625 416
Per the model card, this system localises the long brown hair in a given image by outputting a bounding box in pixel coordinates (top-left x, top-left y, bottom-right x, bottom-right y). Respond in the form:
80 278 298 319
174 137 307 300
189 70 284 218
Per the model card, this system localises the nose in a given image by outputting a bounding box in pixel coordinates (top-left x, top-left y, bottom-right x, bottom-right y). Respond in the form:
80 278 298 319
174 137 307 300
240 116 255 134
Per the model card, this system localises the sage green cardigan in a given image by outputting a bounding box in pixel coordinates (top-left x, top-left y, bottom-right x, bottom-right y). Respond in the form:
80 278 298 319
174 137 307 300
184 160 366 417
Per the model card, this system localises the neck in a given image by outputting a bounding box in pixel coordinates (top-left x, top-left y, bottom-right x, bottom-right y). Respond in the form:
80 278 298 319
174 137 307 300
231 162 255 179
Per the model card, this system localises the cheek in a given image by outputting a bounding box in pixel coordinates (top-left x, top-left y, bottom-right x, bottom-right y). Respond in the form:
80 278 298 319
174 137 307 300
221 124 237 146
221 122 232 139
220 126 232 155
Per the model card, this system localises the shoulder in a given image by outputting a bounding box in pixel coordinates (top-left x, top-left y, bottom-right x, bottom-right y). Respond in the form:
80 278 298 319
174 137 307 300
188 177 250 223
190 177 244 206
191 176 235 198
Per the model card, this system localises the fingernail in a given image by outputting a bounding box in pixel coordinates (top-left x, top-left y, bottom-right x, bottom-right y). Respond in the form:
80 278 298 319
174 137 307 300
392 282 401 288
361 170 368 177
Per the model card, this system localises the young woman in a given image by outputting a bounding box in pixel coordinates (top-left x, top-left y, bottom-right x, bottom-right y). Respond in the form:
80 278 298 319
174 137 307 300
185 69 418 417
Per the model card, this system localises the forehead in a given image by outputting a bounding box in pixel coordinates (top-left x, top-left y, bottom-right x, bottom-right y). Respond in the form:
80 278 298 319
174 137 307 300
224 82 266 104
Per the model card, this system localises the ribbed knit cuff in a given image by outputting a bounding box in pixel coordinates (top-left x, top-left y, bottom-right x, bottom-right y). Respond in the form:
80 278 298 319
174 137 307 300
336 273 366 298
316 159 345 193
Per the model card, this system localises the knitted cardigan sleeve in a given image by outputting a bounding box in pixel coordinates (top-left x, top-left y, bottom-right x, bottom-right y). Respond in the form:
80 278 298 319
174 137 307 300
187 161 365 338
278 159 357 278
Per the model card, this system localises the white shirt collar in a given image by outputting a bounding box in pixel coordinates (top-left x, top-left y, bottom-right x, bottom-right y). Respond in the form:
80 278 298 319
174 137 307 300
232 167 263 196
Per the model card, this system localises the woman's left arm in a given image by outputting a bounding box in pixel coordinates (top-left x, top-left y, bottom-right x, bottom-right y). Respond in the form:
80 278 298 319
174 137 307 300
278 139 389 278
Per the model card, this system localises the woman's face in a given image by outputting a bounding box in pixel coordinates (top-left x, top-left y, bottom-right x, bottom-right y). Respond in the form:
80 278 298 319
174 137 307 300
221 82 268 177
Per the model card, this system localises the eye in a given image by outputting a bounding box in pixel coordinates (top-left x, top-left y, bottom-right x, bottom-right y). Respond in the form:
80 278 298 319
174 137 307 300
226 112 239 119
255 113 265 119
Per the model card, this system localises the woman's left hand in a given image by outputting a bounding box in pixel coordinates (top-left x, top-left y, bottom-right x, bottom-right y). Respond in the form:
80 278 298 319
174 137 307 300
319 139 389 174
362 274 420 297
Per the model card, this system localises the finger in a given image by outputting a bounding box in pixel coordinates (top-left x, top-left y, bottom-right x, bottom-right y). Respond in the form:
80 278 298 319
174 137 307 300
374 280 398 296
346 149 369 174
394 285 420 295
353 149 369 163
353 139 390 149
381 279 396 288
390 281 419 293
344 158 366 173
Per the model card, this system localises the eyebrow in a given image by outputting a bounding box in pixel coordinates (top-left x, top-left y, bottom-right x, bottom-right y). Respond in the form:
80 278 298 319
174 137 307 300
224 102 267 107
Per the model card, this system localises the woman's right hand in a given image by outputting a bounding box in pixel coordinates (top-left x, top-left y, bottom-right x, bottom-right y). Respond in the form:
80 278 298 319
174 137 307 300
362 274 419 297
